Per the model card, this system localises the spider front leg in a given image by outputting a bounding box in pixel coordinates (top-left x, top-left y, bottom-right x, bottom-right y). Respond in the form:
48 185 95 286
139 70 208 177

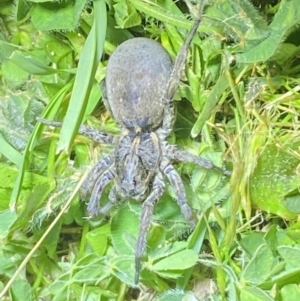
87 165 115 217
161 159 197 228
166 144 231 176
135 172 165 284
98 186 119 215
81 153 114 199
37 117 116 145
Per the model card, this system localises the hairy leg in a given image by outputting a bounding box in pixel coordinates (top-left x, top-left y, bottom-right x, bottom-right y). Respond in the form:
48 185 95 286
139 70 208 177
98 186 119 215
37 117 116 144
158 2 205 138
161 160 197 228
81 154 114 199
135 172 165 284
87 166 115 216
166 144 231 176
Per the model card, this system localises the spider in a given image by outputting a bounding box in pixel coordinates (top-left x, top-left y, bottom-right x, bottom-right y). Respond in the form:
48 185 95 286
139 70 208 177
38 1 230 284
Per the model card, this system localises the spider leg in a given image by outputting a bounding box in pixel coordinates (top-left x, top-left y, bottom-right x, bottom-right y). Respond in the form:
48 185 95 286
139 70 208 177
166 145 231 176
98 186 119 215
81 153 114 199
165 2 204 101
135 172 165 284
78 124 115 145
87 166 115 216
161 160 197 228
158 2 205 138
37 117 115 144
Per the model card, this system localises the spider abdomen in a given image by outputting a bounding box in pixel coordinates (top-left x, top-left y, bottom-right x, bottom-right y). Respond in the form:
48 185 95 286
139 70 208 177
104 37 173 130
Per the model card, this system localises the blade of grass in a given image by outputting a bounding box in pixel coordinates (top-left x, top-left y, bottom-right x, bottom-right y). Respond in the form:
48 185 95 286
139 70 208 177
9 50 77 75
0 134 22 167
204 214 227 299
56 0 107 153
191 64 252 137
191 73 228 137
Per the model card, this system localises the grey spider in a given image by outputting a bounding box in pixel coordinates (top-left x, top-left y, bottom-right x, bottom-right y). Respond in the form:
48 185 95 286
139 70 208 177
38 1 229 284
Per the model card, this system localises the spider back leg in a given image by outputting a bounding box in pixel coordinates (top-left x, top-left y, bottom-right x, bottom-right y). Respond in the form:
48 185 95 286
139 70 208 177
135 172 165 284
160 159 197 228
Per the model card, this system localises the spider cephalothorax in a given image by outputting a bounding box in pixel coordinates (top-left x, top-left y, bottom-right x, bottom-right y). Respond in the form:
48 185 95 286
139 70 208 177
38 1 230 284
114 130 161 200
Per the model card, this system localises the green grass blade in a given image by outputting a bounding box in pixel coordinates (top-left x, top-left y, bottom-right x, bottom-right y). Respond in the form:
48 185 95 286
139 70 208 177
9 51 77 75
0 134 22 167
56 0 107 153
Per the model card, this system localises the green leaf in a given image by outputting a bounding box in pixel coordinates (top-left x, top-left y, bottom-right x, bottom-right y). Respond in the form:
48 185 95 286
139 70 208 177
240 287 274 301
0 210 18 239
271 43 300 65
48 280 67 298
152 249 198 272
239 232 265 258
1 60 29 82
0 90 45 151
0 163 53 189
146 223 166 252
237 0 300 63
10 182 55 231
0 189 10 211
114 0 141 28
111 204 139 255
159 289 197 301
73 265 109 282
261 266 300 290
10 279 33 301
31 0 86 31
176 208 210 289
129 0 191 30
45 39 72 64
110 255 135 285
286 222 300 243
281 284 300 301
151 194 185 223
41 221 62 259
284 194 300 214
241 244 277 285
204 0 269 43
150 241 187 262
0 33 17 61
277 245 300 268
86 223 110 256
250 144 299 220
14 0 32 20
